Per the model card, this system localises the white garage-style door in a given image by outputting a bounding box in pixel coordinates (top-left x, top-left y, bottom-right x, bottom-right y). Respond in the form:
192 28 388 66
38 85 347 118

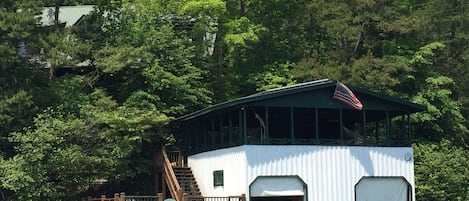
250 176 306 201
355 177 412 201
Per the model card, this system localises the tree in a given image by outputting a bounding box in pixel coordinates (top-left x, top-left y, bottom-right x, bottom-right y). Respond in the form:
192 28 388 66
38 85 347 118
408 43 468 145
414 140 469 201
93 0 212 115
0 0 50 155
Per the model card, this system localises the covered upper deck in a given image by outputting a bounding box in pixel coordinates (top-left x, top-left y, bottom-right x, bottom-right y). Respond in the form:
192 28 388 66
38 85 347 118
173 79 425 154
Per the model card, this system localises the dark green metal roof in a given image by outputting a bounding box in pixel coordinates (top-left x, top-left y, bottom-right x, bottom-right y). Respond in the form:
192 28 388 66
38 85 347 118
175 79 425 122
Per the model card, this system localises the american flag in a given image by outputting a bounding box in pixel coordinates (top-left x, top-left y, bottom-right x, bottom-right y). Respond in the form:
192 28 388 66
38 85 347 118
333 81 363 110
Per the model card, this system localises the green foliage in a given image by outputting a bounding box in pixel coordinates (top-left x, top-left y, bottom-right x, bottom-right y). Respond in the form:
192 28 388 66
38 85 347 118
0 91 34 136
347 54 411 93
2 0 469 199
406 42 468 144
249 62 295 91
180 0 226 18
414 140 469 201
38 30 92 69
411 77 468 144
224 17 264 48
1 112 107 200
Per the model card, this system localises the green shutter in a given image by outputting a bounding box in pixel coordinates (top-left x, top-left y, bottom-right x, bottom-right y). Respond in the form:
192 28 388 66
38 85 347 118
213 170 224 186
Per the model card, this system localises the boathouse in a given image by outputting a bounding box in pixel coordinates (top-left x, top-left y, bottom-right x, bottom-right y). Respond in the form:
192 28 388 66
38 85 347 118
162 79 424 201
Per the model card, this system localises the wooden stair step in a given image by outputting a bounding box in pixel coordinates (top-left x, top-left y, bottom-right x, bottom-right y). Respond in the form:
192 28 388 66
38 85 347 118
172 166 202 196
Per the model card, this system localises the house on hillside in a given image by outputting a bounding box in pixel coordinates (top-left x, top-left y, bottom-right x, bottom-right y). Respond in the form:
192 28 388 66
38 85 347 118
39 5 95 27
162 79 424 201
19 5 95 56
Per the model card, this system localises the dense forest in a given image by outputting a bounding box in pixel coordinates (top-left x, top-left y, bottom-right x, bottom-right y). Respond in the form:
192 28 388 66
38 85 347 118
1 0 468 200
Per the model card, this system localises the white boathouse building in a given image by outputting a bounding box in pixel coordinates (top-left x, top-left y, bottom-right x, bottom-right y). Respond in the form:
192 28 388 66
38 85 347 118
162 79 424 201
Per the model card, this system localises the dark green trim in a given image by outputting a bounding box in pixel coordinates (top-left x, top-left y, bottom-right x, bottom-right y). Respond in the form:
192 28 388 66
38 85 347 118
174 79 425 123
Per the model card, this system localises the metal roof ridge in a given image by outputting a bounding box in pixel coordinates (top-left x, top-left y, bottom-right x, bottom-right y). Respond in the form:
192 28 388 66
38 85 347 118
246 79 331 98
174 79 335 122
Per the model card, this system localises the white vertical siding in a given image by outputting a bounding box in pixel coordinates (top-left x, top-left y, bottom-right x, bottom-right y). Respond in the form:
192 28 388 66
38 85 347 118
188 146 249 197
188 145 415 201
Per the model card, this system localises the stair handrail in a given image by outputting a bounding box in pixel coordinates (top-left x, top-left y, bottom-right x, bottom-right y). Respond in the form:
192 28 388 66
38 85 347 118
162 147 184 201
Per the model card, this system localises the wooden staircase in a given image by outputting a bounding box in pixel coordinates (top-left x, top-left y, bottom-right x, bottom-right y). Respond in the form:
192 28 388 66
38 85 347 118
161 147 202 201
173 167 202 198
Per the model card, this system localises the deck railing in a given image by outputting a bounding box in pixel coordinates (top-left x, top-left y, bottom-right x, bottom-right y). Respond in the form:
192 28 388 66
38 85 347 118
85 194 245 201
84 192 163 201
167 149 183 167
186 195 246 201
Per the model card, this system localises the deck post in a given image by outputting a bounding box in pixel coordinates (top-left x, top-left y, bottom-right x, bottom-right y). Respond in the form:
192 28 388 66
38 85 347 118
157 193 164 201
119 192 125 201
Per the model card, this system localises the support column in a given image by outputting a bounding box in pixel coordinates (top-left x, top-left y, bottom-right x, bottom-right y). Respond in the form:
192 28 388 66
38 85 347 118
238 110 242 144
375 121 379 145
265 106 269 141
219 115 224 146
339 108 344 145
407 114 411 145
229 113 233 145
386 110 390 146
290 107 295 143
315 108 319 144
211 118 215 148
243 108 247 144
362 109 367 145
203 119 207 150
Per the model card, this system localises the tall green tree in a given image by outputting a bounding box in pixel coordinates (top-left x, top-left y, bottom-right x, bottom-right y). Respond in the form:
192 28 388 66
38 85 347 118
0 0 48 155
414 140 469 201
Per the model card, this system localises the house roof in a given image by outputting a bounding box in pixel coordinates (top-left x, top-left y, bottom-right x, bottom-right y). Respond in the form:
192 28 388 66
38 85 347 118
40 5 95 27
175 79 425 122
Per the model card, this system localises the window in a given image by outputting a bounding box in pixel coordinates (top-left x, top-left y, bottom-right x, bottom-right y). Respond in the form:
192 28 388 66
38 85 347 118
213 170 224 186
